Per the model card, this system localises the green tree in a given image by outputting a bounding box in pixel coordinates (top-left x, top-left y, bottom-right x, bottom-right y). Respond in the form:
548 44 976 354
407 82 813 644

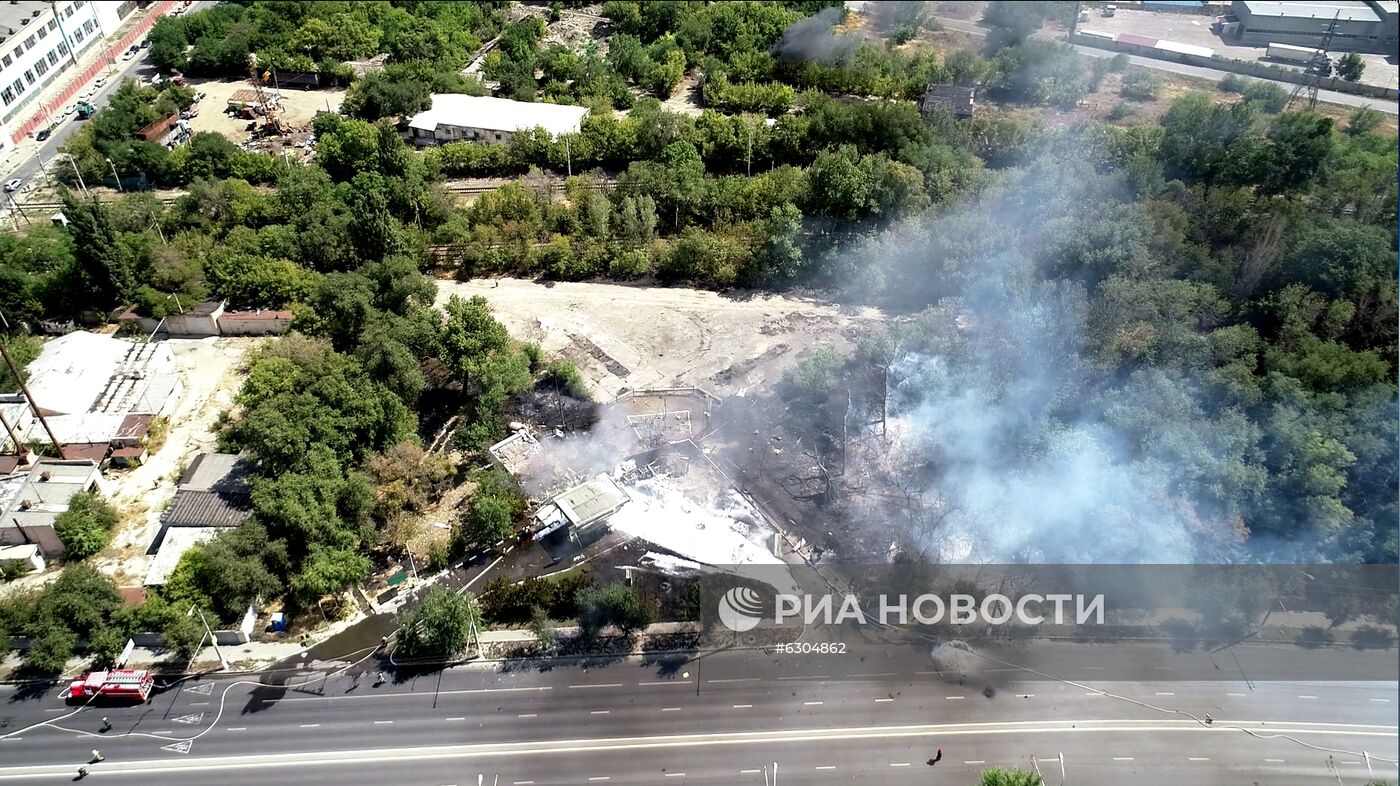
160 609 207 660
395 587 481 658
292 546 372 604
0 335 40 393
576 583 654 637
23 624 77 674
61 193 135 307
53 492 119 560
781 346 844 400
1336 52 1364 81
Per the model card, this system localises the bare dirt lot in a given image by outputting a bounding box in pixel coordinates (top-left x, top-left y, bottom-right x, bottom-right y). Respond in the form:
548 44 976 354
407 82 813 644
436 279 884 400
186 77 346 143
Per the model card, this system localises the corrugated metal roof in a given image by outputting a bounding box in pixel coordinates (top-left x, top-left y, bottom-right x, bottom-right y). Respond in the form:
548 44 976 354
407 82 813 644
408 95 590 137
1241 1 1380 22
555 475 628 528
162 489 252 528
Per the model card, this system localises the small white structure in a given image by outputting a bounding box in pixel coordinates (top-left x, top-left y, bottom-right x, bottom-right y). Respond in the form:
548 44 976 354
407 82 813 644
534 474 630 540
407 94 590 147
144 526 221 586
0 543 44 573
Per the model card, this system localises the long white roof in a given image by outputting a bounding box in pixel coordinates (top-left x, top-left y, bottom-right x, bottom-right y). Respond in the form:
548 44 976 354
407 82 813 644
408 94 590 137
1241 1 1380 22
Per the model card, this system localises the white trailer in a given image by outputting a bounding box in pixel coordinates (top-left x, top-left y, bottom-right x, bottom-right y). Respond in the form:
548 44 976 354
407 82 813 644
1266 42 1322 64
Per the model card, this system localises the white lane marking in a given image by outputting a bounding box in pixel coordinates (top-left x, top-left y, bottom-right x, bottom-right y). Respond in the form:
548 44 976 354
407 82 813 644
300 724 320 728
850 673 897 678
1226 693 1247 697
189 702 209 706
814 765 836 770
152 731 173 735
588 778 610 782
43 710 64 714
740 769 761 774
1298 695 1318 700
279 686 552 702
874 698 894 703
225 727 246 732
1016 694 1035 698
661 707 682 712
1085 692 1105 697
1155 692 1175 696
1113 757 1134 761
945 696 965 701
707 678 759 684
965 760 986 765
374 721 394 725
1265 759 1286 763
446 717 466 721
1188 757 1210 761
518 714 537 719
1370 698 1391 703
732 704 753 709
591 711 610 715
1337 760 1361 766
804 701 824 706
2 738 21 742
664 773 686 778
777 675 830 681
570 683 623 689
638 681 685 686
890 762 910 767
913 670 941 675
515 781 535 785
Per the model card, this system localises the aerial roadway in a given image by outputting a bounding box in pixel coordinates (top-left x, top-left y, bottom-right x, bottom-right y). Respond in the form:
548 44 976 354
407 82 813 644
0 644 1394 785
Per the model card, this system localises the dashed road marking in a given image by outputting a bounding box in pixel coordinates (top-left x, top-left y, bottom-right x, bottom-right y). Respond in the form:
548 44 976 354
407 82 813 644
814 765 836 770
732 704 753 709
591 710 611 715
1226 693 1247 697
1298 695 1318 700
850 673 897 678
570 683 623 689
661 707 682 712
740 770 761 775
707 678 759 684
1154 692 1175 697
588 777 610 782
1016 694 1035 698
374 720 394 725
518 714 537 719
515 781 535 785
664 773 686 778
1188 757 1210 762
874 698 894 703
446 717 466 721
1265 759 1286 763
945 696 964 701
225 727 246 732
188 702 209 707
890 762 910 767
1113 757 1134 761
300 724 320 728
804 701 823 706
965 760 985 765
1370 698 1391 703
777 675 829 681
638 681 685 686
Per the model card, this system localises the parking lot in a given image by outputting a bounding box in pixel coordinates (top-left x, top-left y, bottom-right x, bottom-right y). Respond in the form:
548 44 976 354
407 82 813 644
1083 7 1398 90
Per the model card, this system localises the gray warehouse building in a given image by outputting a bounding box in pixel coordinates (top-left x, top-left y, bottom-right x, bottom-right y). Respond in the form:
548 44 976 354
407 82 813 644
1224 1 1399 56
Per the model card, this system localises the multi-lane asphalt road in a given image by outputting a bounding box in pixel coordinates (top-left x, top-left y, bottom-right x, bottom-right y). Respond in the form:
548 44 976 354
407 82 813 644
0 644 1394 784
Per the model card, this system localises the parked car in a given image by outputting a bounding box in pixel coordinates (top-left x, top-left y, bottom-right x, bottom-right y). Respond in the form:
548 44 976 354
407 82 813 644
121 47 138 61
3 178 22 193
62 104 76 116
94 76 107 88
36 127 51 141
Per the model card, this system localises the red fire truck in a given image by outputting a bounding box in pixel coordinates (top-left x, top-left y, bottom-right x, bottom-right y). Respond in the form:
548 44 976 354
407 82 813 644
66 670 155 703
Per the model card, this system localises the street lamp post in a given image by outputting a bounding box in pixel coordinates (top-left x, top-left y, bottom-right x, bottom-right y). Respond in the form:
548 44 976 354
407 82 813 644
187 604 229 671
105 157 122 192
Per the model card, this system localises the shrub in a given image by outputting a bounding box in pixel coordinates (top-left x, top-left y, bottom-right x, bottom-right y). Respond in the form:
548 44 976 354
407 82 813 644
609 248 651 279
53 492 119 560
576 583 654 637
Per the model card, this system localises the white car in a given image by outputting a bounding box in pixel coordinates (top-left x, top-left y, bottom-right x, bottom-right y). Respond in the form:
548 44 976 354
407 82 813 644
63 104 76 116
3 179 22 193
94 76 107 88
121 50 136 61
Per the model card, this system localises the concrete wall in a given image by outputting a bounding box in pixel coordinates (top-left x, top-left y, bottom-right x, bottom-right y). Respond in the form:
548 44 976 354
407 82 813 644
1070 32 1396 99
218 312 293 335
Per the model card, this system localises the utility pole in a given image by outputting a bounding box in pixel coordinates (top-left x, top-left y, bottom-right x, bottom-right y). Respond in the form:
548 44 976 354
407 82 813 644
187 605 229 671
0 406 23 456
564 134 572 177
63 154 88 197
0 340 64 459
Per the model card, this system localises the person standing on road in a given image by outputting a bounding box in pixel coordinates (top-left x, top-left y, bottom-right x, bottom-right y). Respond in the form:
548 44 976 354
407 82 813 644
100 717 111 732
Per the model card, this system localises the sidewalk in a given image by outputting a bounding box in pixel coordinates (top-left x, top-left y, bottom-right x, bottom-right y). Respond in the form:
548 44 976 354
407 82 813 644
0 1 177 171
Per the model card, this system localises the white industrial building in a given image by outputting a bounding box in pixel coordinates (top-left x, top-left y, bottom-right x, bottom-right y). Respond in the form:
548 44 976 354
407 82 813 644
406 94 590 147
5 332 181 463
1223 0 1398 56
0 1 137 151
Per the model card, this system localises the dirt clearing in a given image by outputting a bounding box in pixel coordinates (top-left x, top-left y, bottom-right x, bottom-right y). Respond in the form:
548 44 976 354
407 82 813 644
186 77 345 143
436 279 883 400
